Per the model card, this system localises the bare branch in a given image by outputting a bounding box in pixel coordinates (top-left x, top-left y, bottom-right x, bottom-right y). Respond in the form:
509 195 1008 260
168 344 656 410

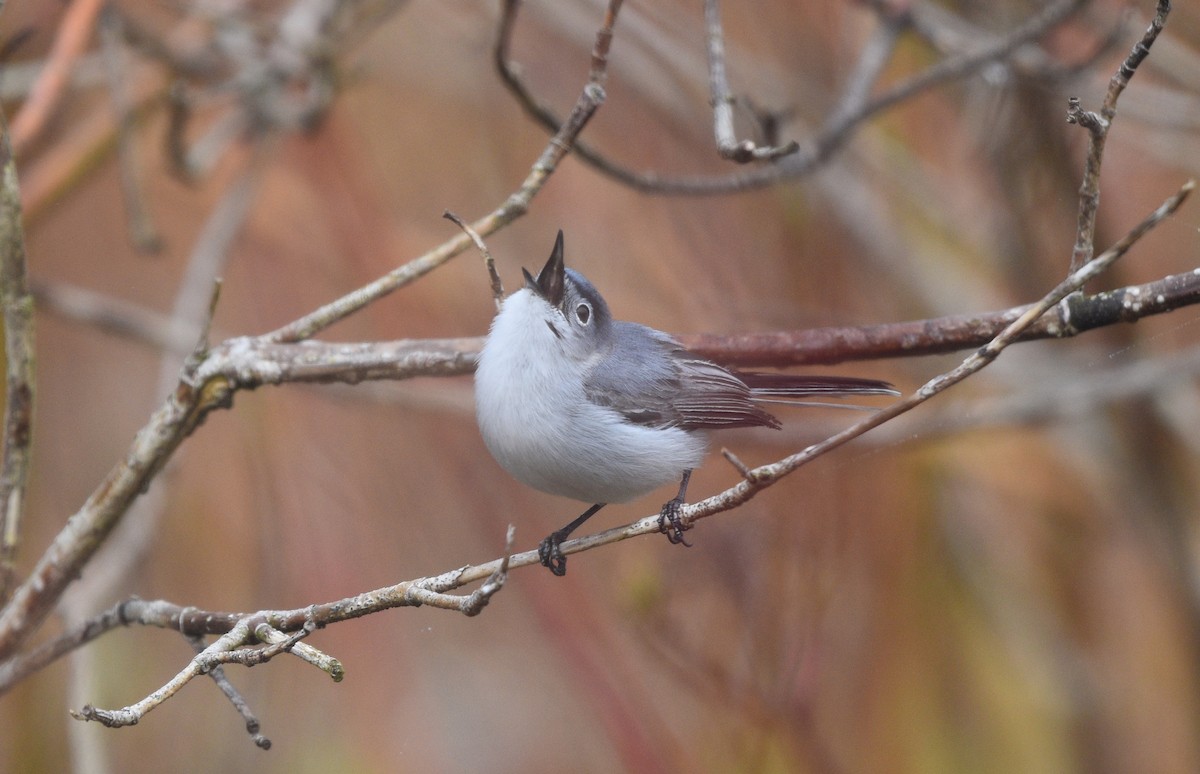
680 265 1200 367
703 0 799 163
9 0 106 154
35 253 1200 376
264 1 620 344
1068 0 1171 272
99 5 162 253
444 210 504 311
70 620 260 728
60 526 514 724
0 106 34 606
658 179 1193 537
0 526 514 702
0 0 623 665
153 261 1200 394
6 180 1189 707
31 280 196 354
497 0 1086 195
186 635 271 750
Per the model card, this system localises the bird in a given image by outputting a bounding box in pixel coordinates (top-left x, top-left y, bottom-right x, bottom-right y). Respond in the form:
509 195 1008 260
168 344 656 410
474 231 896 575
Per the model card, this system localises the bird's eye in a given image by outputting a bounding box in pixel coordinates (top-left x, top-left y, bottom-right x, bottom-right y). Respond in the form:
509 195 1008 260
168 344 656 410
575 303 591 325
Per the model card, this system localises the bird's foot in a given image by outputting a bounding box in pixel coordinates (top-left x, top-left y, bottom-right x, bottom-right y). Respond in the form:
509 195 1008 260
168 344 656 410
538 531 569 576
657 497 693 547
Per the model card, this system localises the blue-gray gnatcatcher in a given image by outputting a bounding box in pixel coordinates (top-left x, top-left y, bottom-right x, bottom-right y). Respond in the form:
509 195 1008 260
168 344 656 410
475 231 896 575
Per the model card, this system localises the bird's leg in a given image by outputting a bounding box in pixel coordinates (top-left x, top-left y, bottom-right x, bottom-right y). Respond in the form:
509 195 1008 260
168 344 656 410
539 503 606 576
658 470 693 547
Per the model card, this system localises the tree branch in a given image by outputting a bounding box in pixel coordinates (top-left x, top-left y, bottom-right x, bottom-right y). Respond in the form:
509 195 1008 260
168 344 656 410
496 0 1087 194
60 531 513 728
0 0 622 667
263 3 619 344
703 0 799 163
0 0 1191 745
9 0 106 154
128 262 1200 395
0 181 1188 723
186 634 271 750
0 105 34 606
1067 0 1169 272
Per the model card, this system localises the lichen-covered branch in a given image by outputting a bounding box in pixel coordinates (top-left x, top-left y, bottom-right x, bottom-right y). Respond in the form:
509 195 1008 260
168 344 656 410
0 107 35 606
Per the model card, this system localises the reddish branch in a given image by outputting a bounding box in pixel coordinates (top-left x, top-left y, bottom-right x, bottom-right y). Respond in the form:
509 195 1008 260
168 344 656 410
682 267 1200 367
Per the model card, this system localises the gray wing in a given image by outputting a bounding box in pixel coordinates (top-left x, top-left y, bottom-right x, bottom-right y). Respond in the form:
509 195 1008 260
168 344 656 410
583 322 780 431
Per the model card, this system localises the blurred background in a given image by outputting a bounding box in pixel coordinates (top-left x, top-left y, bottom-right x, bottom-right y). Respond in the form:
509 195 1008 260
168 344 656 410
2 0 1200 771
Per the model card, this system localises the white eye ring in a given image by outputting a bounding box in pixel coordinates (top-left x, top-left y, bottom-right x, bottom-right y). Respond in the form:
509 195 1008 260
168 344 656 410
575 303 591 325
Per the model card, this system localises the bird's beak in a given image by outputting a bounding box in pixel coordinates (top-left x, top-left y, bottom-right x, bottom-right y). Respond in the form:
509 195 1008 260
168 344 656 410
524 230 565 307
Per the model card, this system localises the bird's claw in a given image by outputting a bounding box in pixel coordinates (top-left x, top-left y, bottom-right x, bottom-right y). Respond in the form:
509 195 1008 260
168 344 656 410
538 532 568 576
658 497 692 547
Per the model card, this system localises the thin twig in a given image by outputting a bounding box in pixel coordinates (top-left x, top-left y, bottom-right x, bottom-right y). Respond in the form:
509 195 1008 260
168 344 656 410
64 544 513 724
1067 0 1170 272
720 448 753 480
444 210 504 310
9 0 107 154
187 635 271 750
0 0 623 665
496 0 1085 194
253 620 341 679
99 5 162 253
703 0 798 162
70 622 256 728
263 0 619 344
825 9 907 129
31 280 196 353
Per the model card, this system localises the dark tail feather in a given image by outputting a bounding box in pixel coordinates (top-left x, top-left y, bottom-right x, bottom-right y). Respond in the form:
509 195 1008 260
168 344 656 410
736 372 899 398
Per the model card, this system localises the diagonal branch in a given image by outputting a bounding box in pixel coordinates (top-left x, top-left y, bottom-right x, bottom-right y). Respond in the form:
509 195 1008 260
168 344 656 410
60 531 513 726
9 0 107 154
265 2 622 345
1 181 1189 706
568 179 1195 556
0 0 624 665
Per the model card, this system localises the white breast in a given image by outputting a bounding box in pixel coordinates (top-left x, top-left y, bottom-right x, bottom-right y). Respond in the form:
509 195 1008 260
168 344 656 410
474 290 706 504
